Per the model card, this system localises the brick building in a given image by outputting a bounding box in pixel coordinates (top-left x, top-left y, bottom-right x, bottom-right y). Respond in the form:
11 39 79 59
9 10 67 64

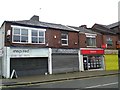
92 23 119 70
0 15 114 78
0 15 80 78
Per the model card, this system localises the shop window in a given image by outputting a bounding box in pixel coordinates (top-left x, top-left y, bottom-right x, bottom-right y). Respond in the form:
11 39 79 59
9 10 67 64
61 33 68 46
106 37 113 46
88 56 102 69
86 34 96 47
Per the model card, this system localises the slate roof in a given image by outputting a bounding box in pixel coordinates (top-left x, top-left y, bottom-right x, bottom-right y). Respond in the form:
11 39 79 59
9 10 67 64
68 26 100 34
107 21 120 28
92 23 116 35
4 20 77 32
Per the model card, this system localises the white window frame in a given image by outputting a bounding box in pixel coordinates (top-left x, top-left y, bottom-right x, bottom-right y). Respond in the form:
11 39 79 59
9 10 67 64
12 25 46 44
85 33 96 47
61 33 68 46
31 30 45 44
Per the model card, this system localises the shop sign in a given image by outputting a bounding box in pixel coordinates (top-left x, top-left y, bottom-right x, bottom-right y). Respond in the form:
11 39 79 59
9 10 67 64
105 50 118 55
11 49 30 57
10 48 49 57
81 49 104 55
52 49 78 54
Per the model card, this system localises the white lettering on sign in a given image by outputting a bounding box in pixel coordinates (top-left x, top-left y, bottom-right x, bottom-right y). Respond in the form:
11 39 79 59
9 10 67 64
90 51 96 53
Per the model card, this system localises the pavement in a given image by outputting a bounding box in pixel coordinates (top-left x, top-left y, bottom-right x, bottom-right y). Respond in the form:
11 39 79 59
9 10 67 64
1 70 119 87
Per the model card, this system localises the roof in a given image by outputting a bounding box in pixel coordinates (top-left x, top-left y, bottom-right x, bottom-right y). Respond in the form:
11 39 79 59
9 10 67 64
68 26 100 34
4 20 77 32
92 23 116 35
107 21 120 28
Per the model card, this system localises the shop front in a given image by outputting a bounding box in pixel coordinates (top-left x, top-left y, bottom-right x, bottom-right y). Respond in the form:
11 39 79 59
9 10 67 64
104 49 118 70
79 48 105 71
2 47 51 78
52 48 79 73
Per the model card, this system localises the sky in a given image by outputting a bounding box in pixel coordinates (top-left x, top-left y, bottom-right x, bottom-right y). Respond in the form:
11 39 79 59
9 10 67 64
0 0 120 28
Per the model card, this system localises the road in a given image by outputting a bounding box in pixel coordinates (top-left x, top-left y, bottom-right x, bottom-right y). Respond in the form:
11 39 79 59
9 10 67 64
24 75 118 89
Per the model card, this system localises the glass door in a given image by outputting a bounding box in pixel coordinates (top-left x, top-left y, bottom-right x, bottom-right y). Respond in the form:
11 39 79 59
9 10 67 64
83 56 88 70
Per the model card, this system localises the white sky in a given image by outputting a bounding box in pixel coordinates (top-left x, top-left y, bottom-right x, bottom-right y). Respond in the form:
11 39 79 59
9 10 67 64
0 0 119 27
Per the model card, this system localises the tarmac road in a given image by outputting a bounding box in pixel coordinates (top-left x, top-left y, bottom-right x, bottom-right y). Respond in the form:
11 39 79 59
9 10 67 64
23 75 118 89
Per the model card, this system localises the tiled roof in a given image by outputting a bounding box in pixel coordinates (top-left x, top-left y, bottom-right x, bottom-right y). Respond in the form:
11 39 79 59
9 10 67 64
5 20 77 32
107 21 120 28
92 23 116 34
68 26 99 34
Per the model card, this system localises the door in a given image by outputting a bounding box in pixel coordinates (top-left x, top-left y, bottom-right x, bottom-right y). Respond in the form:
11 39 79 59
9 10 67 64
83 56 88 70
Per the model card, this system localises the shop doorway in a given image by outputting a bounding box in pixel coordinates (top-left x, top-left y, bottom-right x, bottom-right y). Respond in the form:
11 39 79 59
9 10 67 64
83 56 88 70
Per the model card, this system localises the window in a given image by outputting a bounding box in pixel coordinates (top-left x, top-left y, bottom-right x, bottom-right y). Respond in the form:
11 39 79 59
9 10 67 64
12 26 45 44
61 33 68 46
86 34 96 47
13 28 28 43
31 30 45 44
106 37 113 46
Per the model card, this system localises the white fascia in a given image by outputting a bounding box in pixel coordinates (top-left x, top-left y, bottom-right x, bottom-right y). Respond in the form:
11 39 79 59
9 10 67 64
11 25 46 31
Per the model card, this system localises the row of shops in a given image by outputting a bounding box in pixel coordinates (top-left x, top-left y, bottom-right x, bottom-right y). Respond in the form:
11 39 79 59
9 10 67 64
0 47 118 78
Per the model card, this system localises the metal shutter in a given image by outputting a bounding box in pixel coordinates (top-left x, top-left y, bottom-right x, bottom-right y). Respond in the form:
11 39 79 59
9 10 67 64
52 54 79 73
10 57 48 76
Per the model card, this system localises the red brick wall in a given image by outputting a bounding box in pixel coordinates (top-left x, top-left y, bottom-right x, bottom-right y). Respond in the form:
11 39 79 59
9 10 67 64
68 32 79 48
79 33 86 48
103 35 117 49
4 23 79 49
46 29 79 48
96 34 102 48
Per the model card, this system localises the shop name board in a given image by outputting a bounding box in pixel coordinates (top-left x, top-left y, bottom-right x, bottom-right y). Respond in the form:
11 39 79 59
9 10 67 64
81 49 104 55
11 49 30 57
13 49 29 53
105 50 118 55
52 49 78 54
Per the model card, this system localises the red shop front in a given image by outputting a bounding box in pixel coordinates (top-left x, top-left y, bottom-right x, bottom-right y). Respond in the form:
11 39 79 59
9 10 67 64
80 48 105 71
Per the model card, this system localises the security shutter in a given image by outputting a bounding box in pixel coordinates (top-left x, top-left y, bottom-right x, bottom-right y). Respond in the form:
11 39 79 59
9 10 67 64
10 57 48 76
52 54 79 73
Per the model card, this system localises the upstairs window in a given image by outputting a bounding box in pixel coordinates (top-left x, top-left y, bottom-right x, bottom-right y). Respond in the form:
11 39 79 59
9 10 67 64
31 30 45 44
12 26 45 44
13 28 28 43
106 37 113 46
86 34 96 47
61 33 68 46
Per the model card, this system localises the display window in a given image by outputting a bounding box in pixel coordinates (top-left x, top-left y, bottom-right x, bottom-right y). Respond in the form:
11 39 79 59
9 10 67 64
83 55 103 70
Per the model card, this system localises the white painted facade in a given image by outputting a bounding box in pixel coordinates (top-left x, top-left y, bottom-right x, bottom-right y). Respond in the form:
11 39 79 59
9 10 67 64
2 47 52 78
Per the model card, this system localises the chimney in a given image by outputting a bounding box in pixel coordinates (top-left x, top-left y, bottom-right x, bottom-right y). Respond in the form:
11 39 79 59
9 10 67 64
30 15 39 21
79 25 87 28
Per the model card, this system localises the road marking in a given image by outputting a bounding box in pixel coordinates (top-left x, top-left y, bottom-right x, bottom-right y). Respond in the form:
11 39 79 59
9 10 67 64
85 82 118 88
